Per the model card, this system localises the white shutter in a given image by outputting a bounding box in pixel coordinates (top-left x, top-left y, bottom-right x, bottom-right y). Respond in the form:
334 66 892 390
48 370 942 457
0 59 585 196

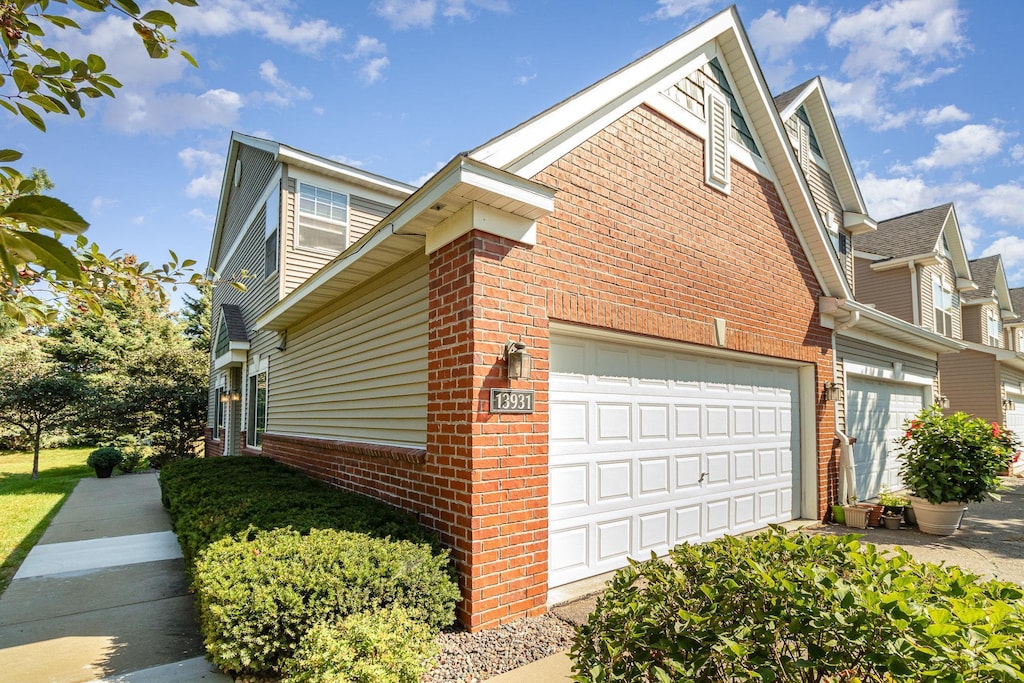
705 89 730 193
798 120 810 170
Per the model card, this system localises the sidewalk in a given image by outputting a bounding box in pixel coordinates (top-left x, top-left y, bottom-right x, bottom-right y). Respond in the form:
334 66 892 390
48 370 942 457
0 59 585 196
0 472 229 682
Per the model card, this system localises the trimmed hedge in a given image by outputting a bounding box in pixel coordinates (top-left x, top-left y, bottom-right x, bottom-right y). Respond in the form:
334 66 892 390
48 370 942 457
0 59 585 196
195 527 458 676
282 607 439 683
159 456 439 564
573 527 1024 682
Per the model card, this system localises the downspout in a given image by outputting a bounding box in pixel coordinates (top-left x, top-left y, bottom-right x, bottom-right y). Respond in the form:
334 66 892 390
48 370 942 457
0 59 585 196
833 310 861 505
908 260 920 326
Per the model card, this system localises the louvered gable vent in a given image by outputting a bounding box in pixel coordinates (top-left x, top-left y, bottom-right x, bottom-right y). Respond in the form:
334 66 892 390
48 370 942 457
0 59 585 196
705 88 730 192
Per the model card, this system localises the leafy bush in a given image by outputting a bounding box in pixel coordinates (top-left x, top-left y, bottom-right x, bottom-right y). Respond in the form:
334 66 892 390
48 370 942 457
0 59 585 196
572 527 1024 682
86 446 122 470
159 456 440 564
897 406 1017 504
194 527 457 677
282 608 439 683
112 434 153 473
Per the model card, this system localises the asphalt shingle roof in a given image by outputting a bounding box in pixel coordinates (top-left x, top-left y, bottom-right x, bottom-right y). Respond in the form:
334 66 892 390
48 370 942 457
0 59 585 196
857 203 953 260
1010 288 1024 322
220 304 249 342
773 78 814 113
963 255 1000 303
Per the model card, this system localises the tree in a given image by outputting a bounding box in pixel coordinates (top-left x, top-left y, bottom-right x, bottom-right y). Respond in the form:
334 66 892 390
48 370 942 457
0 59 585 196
181 280 211 353
0 344 87 479
0 0 205 325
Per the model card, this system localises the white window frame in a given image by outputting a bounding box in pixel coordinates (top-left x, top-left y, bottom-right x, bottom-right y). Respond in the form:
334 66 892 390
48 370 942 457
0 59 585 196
246 358 269 449
987 309 1001 347
933 276 953 337
296 181 349 253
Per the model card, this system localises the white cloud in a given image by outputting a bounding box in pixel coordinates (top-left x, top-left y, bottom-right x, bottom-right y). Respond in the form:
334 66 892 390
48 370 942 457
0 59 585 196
359 57 391 84
914 124 1008 170
983 236 1024 284
180 0 342 55
650 0 718 20
1012 145 1024 163
106 89 243 134
514 72 537 86
373 0 509 29
345 36 390 84
330 154 364 167
922 105 970 125
179 146 226 199
90 196 119 213
858 172 946 221
972 183 1024 227
131 215 145 225
826 0 967 88
257 60 312 106
349 35 387 59
748 5 831 63
410 159 447 187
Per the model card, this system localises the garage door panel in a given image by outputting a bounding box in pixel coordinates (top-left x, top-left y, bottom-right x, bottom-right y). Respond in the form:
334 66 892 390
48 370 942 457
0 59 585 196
847 377 924 502
550 334 800 587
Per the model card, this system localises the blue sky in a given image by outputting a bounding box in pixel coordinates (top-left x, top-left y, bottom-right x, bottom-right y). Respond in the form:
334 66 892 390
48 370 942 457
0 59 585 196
10 0 1024 306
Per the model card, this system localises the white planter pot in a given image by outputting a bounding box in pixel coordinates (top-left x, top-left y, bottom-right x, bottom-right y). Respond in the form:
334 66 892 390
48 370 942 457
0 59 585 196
907 496 967 536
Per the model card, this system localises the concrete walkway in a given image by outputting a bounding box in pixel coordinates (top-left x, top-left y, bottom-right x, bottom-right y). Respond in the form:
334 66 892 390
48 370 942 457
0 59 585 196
0 472 229 683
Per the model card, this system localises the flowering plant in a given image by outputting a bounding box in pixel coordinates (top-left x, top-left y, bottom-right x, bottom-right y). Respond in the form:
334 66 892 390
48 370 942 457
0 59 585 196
896 406 1017 504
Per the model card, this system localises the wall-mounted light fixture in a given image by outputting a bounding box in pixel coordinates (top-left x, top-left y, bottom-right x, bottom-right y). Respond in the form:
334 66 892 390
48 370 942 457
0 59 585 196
1003 397 1016 411
505 340 532 381
823 381 841 402
937 395 950 409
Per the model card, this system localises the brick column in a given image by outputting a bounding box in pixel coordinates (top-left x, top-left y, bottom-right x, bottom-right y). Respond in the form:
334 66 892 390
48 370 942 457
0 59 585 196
427 229 549 631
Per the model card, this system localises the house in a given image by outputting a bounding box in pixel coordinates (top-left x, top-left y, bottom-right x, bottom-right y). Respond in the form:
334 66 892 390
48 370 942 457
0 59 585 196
937 255 1024 434
773 79 963 503
205 7 918 629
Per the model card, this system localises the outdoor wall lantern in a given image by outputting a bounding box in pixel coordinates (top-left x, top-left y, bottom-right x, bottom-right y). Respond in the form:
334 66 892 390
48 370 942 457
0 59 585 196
505 341 532 381
823 381 841 402
1003 397 1016 411
938 395 950 409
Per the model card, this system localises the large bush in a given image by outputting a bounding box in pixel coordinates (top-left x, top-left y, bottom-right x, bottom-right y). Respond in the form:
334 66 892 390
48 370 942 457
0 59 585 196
282 608 439 683
159 456 439 564
573 527 1024 682
194 527 458 677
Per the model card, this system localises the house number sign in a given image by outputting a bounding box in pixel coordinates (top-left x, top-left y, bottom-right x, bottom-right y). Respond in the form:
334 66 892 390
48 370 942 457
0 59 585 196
490 388 535 414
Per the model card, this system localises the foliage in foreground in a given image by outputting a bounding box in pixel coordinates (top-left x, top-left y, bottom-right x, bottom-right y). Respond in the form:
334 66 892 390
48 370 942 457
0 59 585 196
282 607 439 683
572 527 1024 683
195 528 456 677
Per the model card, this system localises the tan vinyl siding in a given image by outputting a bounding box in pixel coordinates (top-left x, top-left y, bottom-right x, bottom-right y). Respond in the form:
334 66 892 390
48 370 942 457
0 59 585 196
281 178 399 295
219 146 277 260
938 348 1000 422
853 257 914 323
836 336 937 378
961 305 982 345
269 253 428 447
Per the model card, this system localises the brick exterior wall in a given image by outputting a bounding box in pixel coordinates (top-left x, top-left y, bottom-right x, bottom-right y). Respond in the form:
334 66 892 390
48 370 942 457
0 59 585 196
204 428 224 457
257 102 836 630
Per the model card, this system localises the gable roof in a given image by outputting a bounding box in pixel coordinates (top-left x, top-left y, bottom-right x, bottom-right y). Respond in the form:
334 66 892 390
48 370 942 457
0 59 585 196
469 6 852 300
219 304 249 342
1009 288 1024 326
963 255 1012 316
857 203 974 284
207 132 416 274
772 77 875 235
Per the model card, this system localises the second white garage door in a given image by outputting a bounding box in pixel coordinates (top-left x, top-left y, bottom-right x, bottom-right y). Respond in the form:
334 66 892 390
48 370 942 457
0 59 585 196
845 377 925 501
548 333 800 588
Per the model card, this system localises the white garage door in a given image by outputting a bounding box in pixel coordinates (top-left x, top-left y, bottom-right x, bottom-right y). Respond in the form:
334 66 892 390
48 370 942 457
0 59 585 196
1004 391 1024 434
548 333 800 588
846 377 925 501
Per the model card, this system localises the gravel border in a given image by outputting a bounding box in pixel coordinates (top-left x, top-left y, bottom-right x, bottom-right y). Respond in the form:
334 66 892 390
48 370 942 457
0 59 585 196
422 614 577 682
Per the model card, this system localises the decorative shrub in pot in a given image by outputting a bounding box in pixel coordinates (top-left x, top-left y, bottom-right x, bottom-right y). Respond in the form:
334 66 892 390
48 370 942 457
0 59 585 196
896 406 1017 535
86 447 123 479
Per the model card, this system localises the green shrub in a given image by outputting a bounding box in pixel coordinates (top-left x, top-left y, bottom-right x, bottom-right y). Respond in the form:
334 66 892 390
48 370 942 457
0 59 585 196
112 434 154 473
282 608 438 683
572 527 1024 682
158 456 440 565
193 527 458 677
86 446 122 470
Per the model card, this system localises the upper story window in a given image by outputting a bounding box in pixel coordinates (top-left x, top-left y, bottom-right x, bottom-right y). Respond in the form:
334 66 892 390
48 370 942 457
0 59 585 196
265 188 280 277
298 182 348 252
933 276 954 337
988 310 1001 347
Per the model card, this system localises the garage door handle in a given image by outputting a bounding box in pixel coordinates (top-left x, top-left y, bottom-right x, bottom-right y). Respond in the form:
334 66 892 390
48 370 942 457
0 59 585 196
697 471 709 484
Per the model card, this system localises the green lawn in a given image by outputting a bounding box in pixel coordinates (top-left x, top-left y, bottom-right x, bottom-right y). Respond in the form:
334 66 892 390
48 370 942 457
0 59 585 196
0 447 95 595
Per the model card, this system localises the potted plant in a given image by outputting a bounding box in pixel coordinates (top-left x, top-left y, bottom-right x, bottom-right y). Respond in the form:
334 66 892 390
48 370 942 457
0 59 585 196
86 446 123 479
877 491 909 530
896 406 1017 535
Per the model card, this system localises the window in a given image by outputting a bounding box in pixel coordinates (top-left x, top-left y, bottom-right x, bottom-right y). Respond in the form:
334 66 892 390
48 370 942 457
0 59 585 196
988 311 1001 347
933 277 953 337
214 387 226 440
247 371 268 448
297 182 348 252
265 189 279 276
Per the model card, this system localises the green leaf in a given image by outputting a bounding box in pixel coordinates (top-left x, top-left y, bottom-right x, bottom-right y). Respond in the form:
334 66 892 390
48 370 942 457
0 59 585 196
0 149 24 163
41 14 82 30
141 10 176 28
925 623 958 638
2 195 89 234
113 0 142 14
13 68 39 92
71 0 108 12
0 229 82 281
86 54 106 73
16 103 46 131
180 50 198 69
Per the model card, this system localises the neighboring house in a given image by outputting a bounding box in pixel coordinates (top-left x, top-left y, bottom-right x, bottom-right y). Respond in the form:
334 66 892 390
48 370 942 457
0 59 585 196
939 255 1024 432
774 79 963 503
206 8 895 629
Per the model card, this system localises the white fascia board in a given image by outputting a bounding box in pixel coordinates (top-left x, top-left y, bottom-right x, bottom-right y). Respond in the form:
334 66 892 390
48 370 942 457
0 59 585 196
214 168 282 275
839 299 965 353
843 212 876 235
941 207 973 280
956 277 978 292
869 253 939 272
278 146 415 198
843 359 934 386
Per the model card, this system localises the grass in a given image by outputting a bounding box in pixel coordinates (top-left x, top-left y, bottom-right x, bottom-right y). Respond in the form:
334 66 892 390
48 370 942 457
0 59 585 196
0 446 95 595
